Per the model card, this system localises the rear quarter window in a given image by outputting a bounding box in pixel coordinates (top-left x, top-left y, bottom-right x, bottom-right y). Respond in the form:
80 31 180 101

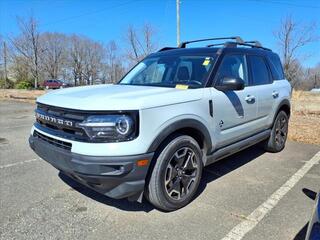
268 54 285 80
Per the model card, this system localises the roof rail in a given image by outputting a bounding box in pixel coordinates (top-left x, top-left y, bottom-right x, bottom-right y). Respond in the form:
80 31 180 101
157 47 178 52
178 36 244 48
244 41 262 47
240 41 271 51
206 41 238 48
207 40 271 51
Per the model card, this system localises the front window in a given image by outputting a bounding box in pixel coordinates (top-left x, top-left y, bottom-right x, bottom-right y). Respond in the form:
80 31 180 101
216 54 248 86
119 55 216 88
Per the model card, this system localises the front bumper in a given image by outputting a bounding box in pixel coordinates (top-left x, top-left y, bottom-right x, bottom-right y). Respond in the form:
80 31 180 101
29 134 154 200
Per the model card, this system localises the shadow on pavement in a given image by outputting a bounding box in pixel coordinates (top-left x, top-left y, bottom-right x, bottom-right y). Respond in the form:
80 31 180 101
58 172 155 212
195 145 265 199
59 145 266 212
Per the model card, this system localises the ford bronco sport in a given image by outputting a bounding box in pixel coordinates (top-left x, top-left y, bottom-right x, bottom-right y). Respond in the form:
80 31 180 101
29 36 291 211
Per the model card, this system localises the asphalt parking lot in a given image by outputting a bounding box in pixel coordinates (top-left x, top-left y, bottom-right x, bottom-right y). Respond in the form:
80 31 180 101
0 100 319 240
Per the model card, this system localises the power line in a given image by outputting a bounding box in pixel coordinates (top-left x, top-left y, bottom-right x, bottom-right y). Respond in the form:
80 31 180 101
41 0 141 27
247 0 320 9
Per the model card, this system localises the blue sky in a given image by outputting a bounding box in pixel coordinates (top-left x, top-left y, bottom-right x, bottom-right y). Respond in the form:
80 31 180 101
1 0 319 67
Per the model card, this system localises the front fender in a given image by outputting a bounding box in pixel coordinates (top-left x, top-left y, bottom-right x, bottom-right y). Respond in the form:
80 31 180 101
147 115 213 154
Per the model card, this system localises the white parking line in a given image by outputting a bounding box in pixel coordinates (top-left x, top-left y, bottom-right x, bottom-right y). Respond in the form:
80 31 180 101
0 158 38 169
221 150 320 240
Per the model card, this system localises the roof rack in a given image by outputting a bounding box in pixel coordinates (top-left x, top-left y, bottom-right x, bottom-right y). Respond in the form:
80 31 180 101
178 36 244 48
157 37 271 52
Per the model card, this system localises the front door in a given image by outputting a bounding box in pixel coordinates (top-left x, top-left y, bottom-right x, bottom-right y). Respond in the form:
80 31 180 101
210 54 258 149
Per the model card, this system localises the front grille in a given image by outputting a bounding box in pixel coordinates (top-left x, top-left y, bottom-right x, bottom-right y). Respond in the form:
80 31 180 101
34 130 72 150
35 103 88 141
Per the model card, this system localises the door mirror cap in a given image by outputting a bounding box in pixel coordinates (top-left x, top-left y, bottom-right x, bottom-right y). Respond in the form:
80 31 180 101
215 77 245 91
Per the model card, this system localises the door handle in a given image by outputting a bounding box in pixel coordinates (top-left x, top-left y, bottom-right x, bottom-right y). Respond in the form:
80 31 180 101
245 95 255 103
272 91 279 98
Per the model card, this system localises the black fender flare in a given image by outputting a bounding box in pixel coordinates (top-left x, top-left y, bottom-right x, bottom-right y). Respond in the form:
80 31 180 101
272 99 291 124
147 118 212 154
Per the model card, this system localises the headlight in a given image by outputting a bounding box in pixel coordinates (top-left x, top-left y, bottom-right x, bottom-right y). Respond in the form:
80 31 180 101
78 115 136 141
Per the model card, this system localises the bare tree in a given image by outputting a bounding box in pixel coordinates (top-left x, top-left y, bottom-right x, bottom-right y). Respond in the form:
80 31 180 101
6 15 150 87
40 32 68 79
103 41 125 83
275 16 319 86
313 63 320 89
10 16 42 88
68 35 106 86
306 63 320 89
82 39 104 85
105 40 118 82
126 26 140 63
287 59 304 88
68 35 86 86
125 24 157 64
11 55 32 83
0 37 5 81
142 24 156 55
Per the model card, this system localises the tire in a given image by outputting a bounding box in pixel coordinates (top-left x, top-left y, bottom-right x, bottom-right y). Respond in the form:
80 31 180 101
146 135 203 211
263 110 289 153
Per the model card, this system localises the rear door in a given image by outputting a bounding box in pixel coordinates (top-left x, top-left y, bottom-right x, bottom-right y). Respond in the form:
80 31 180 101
211 53 258 148
247 55 275 130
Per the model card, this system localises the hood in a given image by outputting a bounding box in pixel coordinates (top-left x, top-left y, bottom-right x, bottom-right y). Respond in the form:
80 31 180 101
37 84 204 110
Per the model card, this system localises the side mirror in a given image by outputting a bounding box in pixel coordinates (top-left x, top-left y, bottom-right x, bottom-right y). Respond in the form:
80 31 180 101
215 77 245 91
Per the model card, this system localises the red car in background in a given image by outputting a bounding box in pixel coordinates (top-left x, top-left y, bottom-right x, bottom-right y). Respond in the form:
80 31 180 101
43 80 69 89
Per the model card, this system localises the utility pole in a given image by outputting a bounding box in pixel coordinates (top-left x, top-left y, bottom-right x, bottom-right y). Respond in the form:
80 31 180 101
176 0 180 46
3 41 8 89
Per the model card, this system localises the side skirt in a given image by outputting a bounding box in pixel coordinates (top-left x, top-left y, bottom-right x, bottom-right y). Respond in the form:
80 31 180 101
204 130 271 166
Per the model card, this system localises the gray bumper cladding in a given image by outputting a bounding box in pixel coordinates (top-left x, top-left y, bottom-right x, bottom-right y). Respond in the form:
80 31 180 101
29 134 154 199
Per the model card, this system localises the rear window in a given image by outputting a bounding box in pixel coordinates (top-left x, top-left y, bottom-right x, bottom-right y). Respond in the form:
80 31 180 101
268 54 284 80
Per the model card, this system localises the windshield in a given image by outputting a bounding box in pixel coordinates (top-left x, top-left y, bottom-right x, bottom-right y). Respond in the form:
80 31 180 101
119 55 216 88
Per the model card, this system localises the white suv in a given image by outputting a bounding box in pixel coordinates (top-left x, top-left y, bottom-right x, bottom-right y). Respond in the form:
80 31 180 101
29 37 291 211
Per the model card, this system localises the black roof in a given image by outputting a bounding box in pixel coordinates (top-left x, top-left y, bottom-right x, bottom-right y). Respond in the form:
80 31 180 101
150 47 218 57
151 46 277 58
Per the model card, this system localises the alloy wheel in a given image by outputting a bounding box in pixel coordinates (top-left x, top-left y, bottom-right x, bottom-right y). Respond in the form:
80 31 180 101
164 147 199 200
275 116 287 148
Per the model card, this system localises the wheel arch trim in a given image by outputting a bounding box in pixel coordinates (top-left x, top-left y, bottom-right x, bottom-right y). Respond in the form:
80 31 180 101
274 98 291 119
146 118 213 154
